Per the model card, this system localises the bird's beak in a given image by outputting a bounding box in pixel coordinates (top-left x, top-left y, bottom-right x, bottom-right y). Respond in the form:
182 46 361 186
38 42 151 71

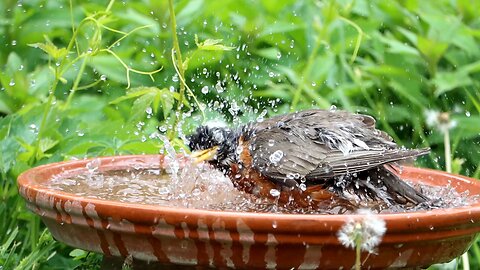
190 146 219 164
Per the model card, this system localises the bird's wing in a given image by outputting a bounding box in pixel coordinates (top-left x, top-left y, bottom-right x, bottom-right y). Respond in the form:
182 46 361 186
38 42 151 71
248 109 429 186
304 147 429 180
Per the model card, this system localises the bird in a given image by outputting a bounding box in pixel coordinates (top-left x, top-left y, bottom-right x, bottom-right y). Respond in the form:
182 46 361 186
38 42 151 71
187 109 429 210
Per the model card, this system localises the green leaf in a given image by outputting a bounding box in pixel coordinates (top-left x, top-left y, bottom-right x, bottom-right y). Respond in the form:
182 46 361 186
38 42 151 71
0 227 18 257
433 71 472 96
378 33 419 56
28 36 68 60
109 88 156 105
110 87 176 122
39 138 59 154
129 91 156 123
461 60 480 74
117 9 159 34
397 27 418 45
417 36 449 67
176 0 204 26
0 96 13 114
5 52 23 72
451 158 465 175
195 34 235 51
15 230 57 270
89 55 129 85
154 90 175 117
15 137 36 162
254 47 281 60
69 249 87 259
63 141 110 156
258 21 302 37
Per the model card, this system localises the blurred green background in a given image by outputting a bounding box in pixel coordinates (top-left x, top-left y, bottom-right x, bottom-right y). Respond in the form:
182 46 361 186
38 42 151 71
1 0 479 268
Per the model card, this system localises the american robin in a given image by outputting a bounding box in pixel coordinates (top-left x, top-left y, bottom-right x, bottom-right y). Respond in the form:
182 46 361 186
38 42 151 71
188 109 428 209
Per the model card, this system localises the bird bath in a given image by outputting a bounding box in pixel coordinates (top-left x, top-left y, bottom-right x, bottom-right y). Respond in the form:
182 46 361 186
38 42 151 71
18 155 480 269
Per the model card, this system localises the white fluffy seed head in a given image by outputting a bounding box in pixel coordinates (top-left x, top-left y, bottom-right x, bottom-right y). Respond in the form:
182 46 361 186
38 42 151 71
337 209 387 254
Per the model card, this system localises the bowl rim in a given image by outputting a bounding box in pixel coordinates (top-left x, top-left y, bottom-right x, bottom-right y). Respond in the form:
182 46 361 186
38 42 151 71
18 154 480 233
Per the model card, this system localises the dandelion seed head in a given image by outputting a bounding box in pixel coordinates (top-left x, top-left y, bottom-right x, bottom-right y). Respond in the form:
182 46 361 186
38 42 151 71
424 110 456 134
337 219 357 248
337 209 386 254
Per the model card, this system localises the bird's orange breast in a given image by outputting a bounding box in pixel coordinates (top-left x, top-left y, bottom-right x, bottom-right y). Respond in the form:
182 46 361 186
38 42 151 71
229 137 340 208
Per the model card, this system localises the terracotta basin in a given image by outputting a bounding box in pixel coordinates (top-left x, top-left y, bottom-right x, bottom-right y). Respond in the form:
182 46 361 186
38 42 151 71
18 155 480 269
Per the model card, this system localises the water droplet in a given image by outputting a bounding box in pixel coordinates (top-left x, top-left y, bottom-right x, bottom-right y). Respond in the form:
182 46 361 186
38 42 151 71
11 40 17 46
172 74 179 82
158 126 167 132
329 105 337 112
269 150 284 164
201 86 209 94
466 111 471 117
269 189 280 197
192 188 201 196
100 75 107 81
215 81 224 93
268 139 275 146
9 79 15 86
145 107 153 115
228 100 239 116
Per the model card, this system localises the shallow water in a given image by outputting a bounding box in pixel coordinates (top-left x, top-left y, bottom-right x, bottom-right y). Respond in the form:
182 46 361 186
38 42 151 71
47 159 477 215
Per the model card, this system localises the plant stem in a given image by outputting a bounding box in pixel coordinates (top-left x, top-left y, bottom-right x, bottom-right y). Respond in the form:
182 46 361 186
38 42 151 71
355 240 361 270
444 130 452 174
30 216 39 250
444 128 469 270
30 11 83 164
167 0 186 140
290 36 323 112
31 1 117 163
462 253 470 270
338 16 363 64
353 224 362 270
30 76 59 165
65 57 88 108
105 0 115 12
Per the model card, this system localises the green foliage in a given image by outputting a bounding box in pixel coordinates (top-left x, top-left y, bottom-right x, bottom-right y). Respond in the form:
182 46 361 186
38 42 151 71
0 0 479 268
110 87 178 122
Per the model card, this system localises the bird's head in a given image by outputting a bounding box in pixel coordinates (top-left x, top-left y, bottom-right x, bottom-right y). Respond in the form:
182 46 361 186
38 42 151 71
187 125 239 170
